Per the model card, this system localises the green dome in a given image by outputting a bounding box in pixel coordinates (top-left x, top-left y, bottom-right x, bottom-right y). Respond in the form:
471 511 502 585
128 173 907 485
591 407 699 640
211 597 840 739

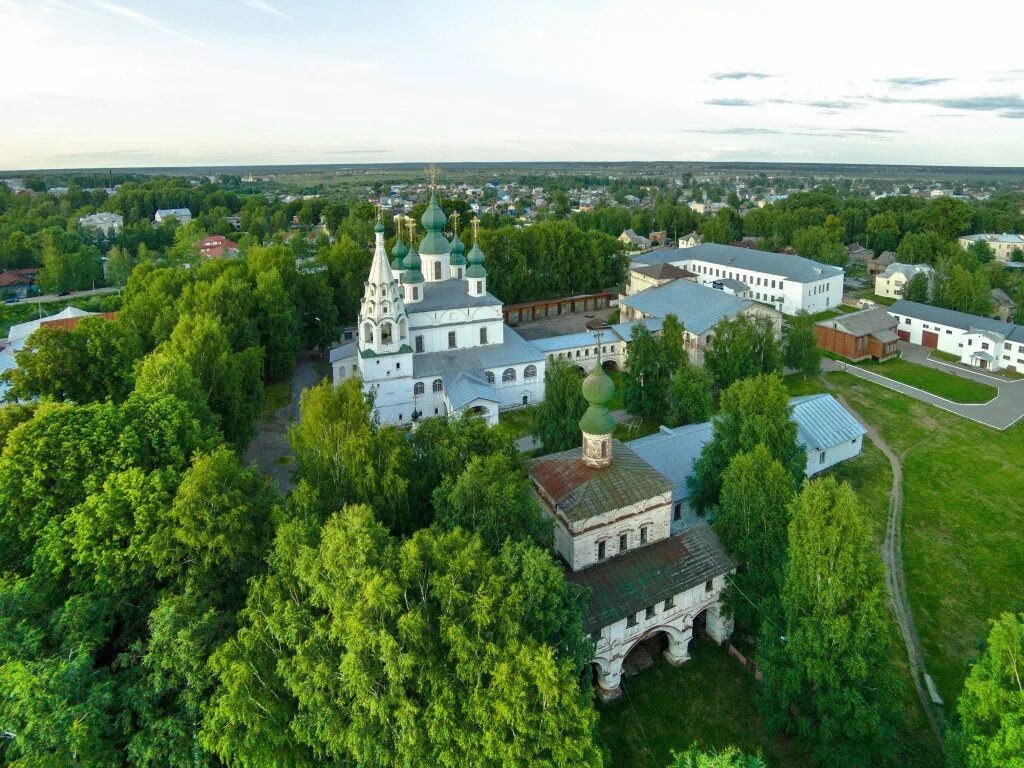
419 230 451 256
582 368 614 406
392 235 408 262
579 405 616 436
374 220 384 233
467 241 485 266
450 231 466 266
420 193 447 231
403 245 423 283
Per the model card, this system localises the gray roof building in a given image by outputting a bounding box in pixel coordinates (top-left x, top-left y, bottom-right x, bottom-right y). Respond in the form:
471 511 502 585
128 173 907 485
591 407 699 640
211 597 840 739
412 326 541 378
634 243 843 283
890 300 1024 343
619 278 753 334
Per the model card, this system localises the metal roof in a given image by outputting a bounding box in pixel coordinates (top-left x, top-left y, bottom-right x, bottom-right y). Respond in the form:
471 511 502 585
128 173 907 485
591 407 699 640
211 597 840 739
8 306 96 342
530 330 604 353
329 340 358 363
634 242 843 283
567 520 734 632
443 371 499 410
880 262 933 280
890 300 1024 342
789 394 866 450
412 326 542 378
527 439 673 522
715 278 749 292
411 278 502 314
815 305 896 337
619 278 752 334
631 263 697 280
629 422 714 501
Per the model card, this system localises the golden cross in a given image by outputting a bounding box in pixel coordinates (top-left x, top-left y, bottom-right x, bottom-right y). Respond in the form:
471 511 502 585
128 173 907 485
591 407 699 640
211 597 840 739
472 216 480 242
451 210 459 232
375 203 382 222
426 164 439 190
406 217 416 241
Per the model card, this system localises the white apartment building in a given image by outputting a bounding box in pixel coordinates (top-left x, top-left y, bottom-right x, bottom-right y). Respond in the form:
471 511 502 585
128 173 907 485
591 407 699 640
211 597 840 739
958 233 1024 264
78 212 123 236
154 208 192 225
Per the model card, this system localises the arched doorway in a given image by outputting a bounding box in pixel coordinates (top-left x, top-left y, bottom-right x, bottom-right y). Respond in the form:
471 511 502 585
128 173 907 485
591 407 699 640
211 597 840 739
602 359 619 372
469 405 489 416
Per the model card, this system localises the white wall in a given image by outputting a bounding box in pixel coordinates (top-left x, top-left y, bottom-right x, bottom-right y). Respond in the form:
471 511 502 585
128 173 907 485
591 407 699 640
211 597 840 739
806 434 863 476
408 305 504 354
553 491 672 571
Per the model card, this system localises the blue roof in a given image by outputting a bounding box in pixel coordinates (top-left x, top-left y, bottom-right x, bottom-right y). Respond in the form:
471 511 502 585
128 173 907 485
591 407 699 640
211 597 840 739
609 318 663 340
413 326 542 378
630 422 714 501
634 243 843 283
890 300 1024 342
531 330 604 353
443 371 499 410
789 394 866 450
619 279 751 334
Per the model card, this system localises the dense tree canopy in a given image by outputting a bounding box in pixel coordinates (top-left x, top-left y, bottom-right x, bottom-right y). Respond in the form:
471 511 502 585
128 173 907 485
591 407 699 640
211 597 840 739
703 314 783 392
533 359 589 453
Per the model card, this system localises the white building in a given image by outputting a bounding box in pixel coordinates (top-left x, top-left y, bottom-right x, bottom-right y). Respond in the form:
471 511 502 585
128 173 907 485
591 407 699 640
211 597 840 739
958 233 1024 264
874 262 933 299
630 394 866 531
631 243 844 316
154 208 192 225
527 362 734 701
889 299 1024 373
78 212 123 236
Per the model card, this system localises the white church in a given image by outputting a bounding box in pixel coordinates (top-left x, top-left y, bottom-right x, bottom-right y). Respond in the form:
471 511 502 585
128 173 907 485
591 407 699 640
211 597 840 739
331 196 546 425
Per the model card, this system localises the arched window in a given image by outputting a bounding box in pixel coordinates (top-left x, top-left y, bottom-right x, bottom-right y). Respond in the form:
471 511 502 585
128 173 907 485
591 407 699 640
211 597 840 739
380 285 386 298
524 365 537 379
432 378 443 392
399 318 408 339
381 322 393 345
362 321 374 345
414 382 425 395
486 371 495 384
381 302 390 315
502 368 516 383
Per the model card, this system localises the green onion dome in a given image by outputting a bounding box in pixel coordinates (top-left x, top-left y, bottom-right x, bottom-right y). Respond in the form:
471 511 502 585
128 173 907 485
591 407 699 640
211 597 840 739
450 230 466 266
579 366 616 435
374 220 384 233
420 193 447 231
391 234 408 271
465 240 487 278
403 244 423 284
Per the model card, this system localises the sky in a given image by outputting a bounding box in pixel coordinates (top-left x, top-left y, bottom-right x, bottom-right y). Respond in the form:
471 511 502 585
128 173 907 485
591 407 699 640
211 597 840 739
1 0 1023 170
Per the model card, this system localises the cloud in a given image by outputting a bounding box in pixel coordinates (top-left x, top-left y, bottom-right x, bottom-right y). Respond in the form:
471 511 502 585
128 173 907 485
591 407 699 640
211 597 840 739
89 0 210 47
872 93 1024 118
703 98 760 107
240 0 290 20
882 76 951 87
768 98 858 110
709 71 772 81
679 126 904 140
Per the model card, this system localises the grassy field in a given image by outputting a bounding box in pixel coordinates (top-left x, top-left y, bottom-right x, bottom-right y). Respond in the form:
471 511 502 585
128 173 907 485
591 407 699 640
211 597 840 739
498 405 537 439
597 639 813 768
855 357 997 403
821 371 1024 707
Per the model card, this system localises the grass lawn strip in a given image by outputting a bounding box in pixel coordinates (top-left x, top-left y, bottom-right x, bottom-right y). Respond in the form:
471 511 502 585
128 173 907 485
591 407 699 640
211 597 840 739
854 357 997 404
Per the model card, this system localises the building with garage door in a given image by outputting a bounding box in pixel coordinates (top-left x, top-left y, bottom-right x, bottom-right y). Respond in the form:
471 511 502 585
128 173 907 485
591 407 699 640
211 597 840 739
889 299 1024 372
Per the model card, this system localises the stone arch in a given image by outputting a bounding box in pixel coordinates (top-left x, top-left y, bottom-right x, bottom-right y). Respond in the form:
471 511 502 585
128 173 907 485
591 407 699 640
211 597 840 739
380 321 394 345
502 367 516 383
413 381 425 396
362 321 374 345
524 364 537 379
602 359 619 372
573 364 586 376
398 317 408 339
432 378 443 393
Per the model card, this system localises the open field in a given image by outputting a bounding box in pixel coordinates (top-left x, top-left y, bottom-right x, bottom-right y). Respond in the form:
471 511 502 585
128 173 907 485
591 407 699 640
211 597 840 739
822 371 1024 706
854 357 997 404
597 639 813 768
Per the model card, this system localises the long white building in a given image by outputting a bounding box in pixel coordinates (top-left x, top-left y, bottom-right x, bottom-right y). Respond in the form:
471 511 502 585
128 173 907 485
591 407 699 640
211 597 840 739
631 243 844 316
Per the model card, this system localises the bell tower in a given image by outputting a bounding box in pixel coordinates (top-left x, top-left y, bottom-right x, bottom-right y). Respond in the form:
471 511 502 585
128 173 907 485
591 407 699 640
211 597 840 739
358 211 408 356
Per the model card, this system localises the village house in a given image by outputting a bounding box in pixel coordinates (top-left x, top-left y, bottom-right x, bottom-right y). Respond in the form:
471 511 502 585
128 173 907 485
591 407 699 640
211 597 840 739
618 229 652 250
0 268 39 299
867 250 896 277
154 208 192 225
199 234 240 259
78 212 123 236
991 288 1017 322
874 262 933 299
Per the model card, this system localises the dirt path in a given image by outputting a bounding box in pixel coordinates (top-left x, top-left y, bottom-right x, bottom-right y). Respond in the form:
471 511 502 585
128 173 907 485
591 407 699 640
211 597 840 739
831 392 943 744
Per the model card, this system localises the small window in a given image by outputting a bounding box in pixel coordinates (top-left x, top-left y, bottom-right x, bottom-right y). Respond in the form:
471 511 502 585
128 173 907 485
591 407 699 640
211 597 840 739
663 596 675 610
524 364 537 379
433 262 441 280
486 371 495 384
411 286 419 300
480 327 487 344
627 614 638 628
619 533 627 553
597 541 606 560
673 503 681 521
645 605 656 620
601 441 608 458
640 526 648 544
705 578 714 593
448 331 456 349
819 450 826 464
475 280 482 293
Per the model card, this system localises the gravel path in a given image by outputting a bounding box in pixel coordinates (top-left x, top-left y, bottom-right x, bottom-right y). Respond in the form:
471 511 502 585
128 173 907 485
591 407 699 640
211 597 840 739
831 392 943 744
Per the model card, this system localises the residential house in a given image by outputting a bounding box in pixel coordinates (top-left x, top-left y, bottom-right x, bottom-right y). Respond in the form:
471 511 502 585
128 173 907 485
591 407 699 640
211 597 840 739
622 262 697 298
154 208 192 225
618 229 652 250
958 233 1024 264
678 231 702 249
814 306 900 362
874 262 933 299
78 212 123 236
889 299 1024 372
199 235 240 259
991 288 1017 322
846 243 874 264
632 242 844 316
0 268 39 299
867 250 895 276
648 231 668 246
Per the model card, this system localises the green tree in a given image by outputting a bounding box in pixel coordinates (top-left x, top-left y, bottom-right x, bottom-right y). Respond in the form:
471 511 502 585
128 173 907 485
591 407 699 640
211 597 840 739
669 744 767 768
782 311 822 379
201 506 603 768
903 271 931 303
714 446 795 630
253 269 300 381
689 373 804 513
866 212 900 253
432 452 551 553
623 322 665 418
952 611 1024 768
3 317 142 403
105 244 134 286
533 359 589 453
703 314 783 392
759 477 898 767
665 364 712 427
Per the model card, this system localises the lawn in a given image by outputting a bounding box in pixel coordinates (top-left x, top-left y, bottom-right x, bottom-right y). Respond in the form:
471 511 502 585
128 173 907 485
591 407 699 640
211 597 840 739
782 373 827 398
498 405 537 438
854 357 997 404
821 371 1024 708
613 417 661 442
597 639 813 768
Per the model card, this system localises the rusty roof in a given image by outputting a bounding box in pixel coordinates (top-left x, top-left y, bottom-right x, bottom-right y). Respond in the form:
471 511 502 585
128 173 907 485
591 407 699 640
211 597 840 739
527 439 673 522
631 262 697 280
567 520 734 632
39 312 118 332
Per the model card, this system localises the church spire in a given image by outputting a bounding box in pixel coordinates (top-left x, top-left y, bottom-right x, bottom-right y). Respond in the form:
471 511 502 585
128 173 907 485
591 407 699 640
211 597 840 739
579 330 615 468
358 208 407 353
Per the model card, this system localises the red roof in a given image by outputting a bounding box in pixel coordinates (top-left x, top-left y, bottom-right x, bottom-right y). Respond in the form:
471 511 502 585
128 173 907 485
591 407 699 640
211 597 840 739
39 312 118 332
198 235 240 259
0 268 38 287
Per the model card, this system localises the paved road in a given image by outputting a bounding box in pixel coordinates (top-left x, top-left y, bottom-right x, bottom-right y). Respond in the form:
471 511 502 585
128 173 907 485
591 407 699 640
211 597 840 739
823 343 1024 430
11 286 121 305
245 351 325 494
831 392 944 745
